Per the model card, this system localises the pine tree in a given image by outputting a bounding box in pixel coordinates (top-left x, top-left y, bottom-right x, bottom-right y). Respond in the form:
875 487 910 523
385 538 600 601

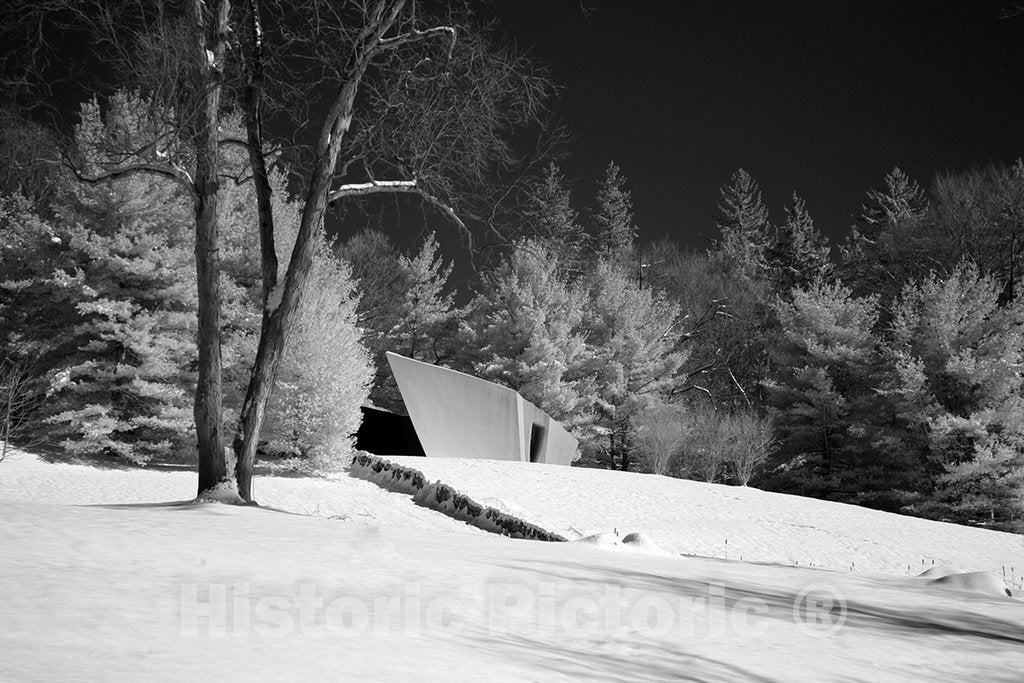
524 163 590 273
582 260 689 470
0 96 296 466
0 193 80 366
715 169 773 278
340 231 461 414
881 264 1024 527
841 167 930 302
39 162 199 464
769 193 832 294
467 239 594 431
593 162 638 268
764 280 882 497
858 167 929 231
391 234 460 361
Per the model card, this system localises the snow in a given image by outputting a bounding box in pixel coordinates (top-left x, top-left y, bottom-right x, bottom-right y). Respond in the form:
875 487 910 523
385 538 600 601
365 455 1024 577
2 445 1024 680
919 571 1014 599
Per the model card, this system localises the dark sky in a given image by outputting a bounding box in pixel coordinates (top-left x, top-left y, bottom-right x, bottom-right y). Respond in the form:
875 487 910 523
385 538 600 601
476 0 1024 247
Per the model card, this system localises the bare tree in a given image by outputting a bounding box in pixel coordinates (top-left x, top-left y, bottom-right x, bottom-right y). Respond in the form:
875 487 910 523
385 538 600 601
0 357 38 462
3 0 550 502
633 404 687 475
674 403 730 483
725 411 775 486
230 0 550 501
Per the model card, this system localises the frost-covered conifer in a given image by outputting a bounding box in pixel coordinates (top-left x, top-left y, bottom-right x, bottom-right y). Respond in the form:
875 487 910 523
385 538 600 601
340 230 461 413
524 163 590 273
467 239 594 432
883 264 1024 528
593 162 638 268
768 193 832 294
715 169 773 278
582 260 688 470
764 279 882 495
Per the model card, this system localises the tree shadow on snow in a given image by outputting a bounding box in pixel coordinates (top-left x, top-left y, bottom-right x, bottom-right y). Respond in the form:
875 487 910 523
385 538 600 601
456 625 775 683
484 558 1024 653
82 500 306 516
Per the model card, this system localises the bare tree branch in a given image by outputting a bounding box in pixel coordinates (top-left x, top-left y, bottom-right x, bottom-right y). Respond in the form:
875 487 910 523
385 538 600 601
64 154 197 197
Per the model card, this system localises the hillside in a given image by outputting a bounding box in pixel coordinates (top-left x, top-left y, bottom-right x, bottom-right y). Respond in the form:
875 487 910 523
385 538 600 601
2 447 1023 681
355 455 1024 577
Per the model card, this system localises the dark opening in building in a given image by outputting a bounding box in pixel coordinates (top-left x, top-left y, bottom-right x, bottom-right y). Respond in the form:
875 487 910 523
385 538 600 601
354 406 426 457
529 423 546 463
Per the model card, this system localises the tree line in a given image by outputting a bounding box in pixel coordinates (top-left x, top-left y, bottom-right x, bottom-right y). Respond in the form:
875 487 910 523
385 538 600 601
1 1 1021 531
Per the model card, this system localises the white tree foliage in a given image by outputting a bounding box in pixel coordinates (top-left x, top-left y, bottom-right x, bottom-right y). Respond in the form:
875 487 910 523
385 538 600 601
469 239 594 430
262 233 372 470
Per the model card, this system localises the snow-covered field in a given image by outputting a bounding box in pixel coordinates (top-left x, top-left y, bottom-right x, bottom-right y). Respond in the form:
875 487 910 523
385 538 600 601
2 446 1024 681
358 455 1024 577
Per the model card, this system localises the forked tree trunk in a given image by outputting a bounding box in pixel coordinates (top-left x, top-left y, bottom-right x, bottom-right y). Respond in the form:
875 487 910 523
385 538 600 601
231 0 460 502
234 78 365 503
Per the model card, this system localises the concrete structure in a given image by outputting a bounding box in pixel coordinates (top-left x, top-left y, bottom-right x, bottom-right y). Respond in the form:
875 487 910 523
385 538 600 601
386 352 578 465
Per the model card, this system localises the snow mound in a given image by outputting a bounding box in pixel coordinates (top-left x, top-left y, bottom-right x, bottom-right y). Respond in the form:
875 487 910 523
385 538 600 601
917 566 958 579
920 570 1013 598
571 530 676 557
572 531 621 547
621 531 675 556
193 479 244 505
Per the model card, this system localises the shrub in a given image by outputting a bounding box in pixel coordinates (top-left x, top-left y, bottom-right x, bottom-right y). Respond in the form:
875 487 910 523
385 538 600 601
633 403 687 475
262 234 373 471
725 411 775 485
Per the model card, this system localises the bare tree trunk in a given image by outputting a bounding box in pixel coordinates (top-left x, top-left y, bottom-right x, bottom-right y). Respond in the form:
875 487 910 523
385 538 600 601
191 0 233 498
230 0 484 501
617 419 633 472
231 0 277 501
243 0 277 307
235 72 365 502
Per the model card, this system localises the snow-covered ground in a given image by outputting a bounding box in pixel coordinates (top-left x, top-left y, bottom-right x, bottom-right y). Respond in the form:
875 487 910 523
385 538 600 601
359 455 1024 578
2 446 1024 681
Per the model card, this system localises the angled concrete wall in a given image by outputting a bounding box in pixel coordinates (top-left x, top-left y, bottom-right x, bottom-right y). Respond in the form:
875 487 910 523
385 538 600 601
386 352 578 465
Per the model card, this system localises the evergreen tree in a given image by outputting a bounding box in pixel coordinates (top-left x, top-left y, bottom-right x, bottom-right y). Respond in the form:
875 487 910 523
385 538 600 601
593 162 638 268
715 169 773 278
0 193 79 366
764 280 883 498
882 264 1024 527
841 167 931 302
768 193 832 294
340 231 461 413
858 167 929 232
522 163 591 274
467 239 594 432
391 234 460 362
39 165 199 464
0 96 298 466
582 260 689 470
